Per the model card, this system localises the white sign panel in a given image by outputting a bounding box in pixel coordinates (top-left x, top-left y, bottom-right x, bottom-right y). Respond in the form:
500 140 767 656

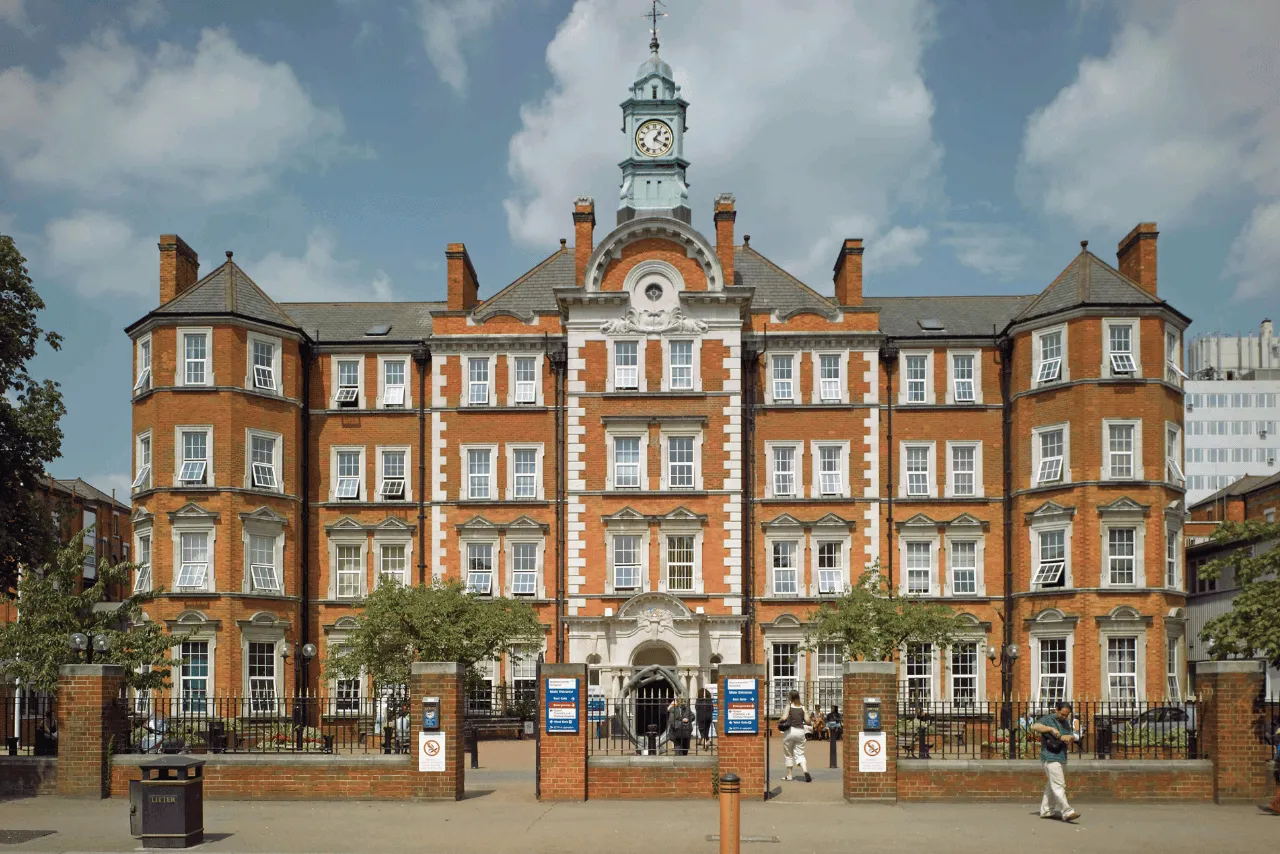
858 732 887 773
419 731 446 772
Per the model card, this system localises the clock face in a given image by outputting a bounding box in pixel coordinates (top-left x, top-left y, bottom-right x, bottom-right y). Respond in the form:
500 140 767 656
635 119 674 157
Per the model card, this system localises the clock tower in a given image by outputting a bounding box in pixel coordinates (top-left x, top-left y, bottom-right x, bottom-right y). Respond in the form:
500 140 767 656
617 28 691 225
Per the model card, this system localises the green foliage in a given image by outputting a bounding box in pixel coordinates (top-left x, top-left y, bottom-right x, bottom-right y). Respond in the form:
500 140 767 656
0 538 178 691
804 563 968 661
0 234 66 594
324 579 544 689
1196 520 1280 670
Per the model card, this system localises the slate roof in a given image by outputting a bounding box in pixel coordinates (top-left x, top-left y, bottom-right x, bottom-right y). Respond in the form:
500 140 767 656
45 476 130 511
474 248 575 319
863 295 1035 339
153 255 299 330
278 302 443 343
1188 473 1279 511
732 246 838 318
1013 246 1165 323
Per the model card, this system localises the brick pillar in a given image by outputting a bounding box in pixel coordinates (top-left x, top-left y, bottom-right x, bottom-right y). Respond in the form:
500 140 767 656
717 664 766 801
57 664 128 798
843 661 897 803
408 662 465 801
1197 659 1269 803
538 663 587 801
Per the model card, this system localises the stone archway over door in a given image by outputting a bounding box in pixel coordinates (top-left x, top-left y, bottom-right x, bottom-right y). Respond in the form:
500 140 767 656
631 643 677 669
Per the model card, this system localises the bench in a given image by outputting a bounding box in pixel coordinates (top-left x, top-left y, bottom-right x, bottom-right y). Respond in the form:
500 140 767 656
467 717 525 740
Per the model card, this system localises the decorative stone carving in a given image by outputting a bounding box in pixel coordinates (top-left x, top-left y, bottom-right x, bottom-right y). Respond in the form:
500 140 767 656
600 305 708 335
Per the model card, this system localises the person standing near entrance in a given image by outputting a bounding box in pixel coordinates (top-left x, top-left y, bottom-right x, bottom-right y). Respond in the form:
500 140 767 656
1030 700 1081 822
778 690 810 782
667 696 693 755
695 689 714 748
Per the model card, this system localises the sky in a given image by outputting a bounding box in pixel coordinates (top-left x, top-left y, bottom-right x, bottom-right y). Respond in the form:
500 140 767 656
1 0 1278 498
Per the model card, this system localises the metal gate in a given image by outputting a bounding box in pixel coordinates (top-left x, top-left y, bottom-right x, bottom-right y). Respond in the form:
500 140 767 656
764 665 772 799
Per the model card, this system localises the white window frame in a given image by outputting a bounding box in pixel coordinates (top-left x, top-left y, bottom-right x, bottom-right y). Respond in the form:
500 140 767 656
133 431 152 491
377 355 411 409
607 430 649 491
609 339 644 392
465 354 496 406
174 425 214 487
767 537 801 597
1099 514 1147 588
1030 627 1075 705
242 637 284 712
1164 324 1186 386
659 529 702 594
464 539 497 596
332 356 365 409
661 430 702 491
372 532 413 589
1101 418 1144 481
899 351 935 405
662 338 700 392
1165 422 1184 485
327 532 367 599
176 635 215 714
242 524 285 595
810 441 849 498
900 642 939 703
947 640 985 705
899 536 938 596
946 350 981 405
1031 423 1070 487
765 441 803 498
506 444 544 501
1032 323 1068 387
376 446 411 503
945 441 983 498
176 327 213 387
607 528 649 594
812 351 848 404
1030 522 1073 591
245 429 283 493
1165 526 1182 590
507 353 544 406
944 534 985 597
1100 629 1146 704
506 536 545 598
133 526 153 594
134 333 152 395
899 441 937 498
767 352 797 404
1102 318 1141 379
811 537 850 596
329 445 367 502
172 524 216 593
246 332 283 394
461 444 498 501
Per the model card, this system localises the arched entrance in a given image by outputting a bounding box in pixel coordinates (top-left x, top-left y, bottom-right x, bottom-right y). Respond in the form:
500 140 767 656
618 645 683 752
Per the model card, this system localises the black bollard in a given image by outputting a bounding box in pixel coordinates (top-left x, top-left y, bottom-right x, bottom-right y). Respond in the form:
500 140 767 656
829 730 838 768
469 726 479 769
646 724 658 755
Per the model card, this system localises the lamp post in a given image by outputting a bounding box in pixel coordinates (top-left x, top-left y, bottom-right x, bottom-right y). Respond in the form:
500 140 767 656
68 631 111 664
986 643 1020 758
282 642 317 751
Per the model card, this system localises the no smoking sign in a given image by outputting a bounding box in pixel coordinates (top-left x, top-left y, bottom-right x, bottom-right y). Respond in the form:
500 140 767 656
858 732 887 773
418 732 446 772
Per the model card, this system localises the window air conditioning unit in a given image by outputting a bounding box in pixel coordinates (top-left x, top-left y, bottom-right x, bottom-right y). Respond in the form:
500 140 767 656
1261 429 1269 439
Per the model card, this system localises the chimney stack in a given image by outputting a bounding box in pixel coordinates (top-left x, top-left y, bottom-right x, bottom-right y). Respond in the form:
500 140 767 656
832 238 864 306
714 194 736 287
1116 222 1158 295
573 197 596 287
446 243 480 311
159 235 199 305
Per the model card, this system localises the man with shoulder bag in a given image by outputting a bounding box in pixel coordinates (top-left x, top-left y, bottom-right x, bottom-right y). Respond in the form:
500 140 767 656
1030 700 1081 822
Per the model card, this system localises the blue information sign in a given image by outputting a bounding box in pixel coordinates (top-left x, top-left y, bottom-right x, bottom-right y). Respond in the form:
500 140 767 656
587 686 605 723
545 678 579 734
723 678 758 735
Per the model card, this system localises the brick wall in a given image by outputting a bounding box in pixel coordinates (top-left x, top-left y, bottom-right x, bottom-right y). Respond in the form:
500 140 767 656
57 664 127 798
586 756 716 799
843 661 897 802
899 759 1213 801
1196 659 1271 802
717 665 766 800
0 757 57 797
408 661 466 801
538 663 587 801
110 755 420 800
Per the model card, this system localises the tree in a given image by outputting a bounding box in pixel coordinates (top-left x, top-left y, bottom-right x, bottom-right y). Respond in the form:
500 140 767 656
1197 519 1280 671
0 538 178 691
0 234 66 594
325 580 544 689
805 564 968 662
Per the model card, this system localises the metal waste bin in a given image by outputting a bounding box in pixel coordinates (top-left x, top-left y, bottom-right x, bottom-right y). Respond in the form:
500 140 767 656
130 756 205 848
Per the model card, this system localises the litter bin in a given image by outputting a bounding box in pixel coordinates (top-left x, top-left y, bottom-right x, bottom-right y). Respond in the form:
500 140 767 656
129 756 205 848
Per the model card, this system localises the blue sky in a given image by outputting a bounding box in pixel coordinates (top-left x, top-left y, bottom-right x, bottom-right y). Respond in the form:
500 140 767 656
2 0 1278 497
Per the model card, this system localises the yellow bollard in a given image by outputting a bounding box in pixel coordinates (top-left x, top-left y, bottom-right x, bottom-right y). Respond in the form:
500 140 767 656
719 772 740 854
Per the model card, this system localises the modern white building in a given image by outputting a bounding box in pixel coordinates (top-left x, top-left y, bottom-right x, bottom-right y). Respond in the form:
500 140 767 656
1184 320 1280 505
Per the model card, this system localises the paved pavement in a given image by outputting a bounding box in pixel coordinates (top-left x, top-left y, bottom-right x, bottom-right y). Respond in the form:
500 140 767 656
1 739 1275 853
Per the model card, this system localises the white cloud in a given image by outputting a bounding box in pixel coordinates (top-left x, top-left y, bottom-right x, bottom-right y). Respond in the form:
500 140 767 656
939 222 1032 279
414 0 509 96
247 229 394 302
0 27 350 203
126 0 167 30
866 226 930 273
1016 2 1280 295
504 0 942 287
85 472 133 503
0 0 37 37
43 210 155 298
1224 203 1280 301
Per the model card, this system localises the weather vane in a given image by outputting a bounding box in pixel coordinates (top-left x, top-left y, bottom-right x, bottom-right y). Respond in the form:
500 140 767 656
644 0 667 52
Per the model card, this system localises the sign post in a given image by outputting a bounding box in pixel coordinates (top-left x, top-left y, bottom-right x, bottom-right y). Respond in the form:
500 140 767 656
723 678 759 735
545 677 580 734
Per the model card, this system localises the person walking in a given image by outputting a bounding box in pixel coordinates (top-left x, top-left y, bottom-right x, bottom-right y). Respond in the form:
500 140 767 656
1031 700 1081 822
778 690 810 782
666 696 693 756
695 689 714 749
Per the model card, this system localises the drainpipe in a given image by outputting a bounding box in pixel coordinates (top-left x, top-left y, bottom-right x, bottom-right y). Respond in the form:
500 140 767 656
879 342 899 594
996 333 1015 701
413 344 431 586
298 336 314 696
740 342 760 665
549 338 568 662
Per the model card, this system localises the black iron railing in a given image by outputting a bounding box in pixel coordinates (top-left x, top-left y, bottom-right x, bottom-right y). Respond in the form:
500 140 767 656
1 691 58 756
764 681 845 718
465 684 537 721
588 697 717 756
1257 694 1280 765
892 698 1203 760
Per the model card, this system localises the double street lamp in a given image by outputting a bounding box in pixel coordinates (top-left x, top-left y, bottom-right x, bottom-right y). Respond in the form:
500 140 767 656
68 632 111 664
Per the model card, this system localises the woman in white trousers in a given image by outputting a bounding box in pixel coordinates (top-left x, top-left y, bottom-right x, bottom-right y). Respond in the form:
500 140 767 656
779 690 811 782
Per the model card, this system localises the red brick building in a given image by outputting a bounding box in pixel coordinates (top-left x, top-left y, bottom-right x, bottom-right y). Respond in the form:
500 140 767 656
125 38 1190 710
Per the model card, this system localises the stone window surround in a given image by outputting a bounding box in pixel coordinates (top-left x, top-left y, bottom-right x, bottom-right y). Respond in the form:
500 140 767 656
375 445 413 503
897 525 940 597
898 640 943 701
898 349 936 406
608 338 647 393
1030 422 1072 487
943 522 987 598
659 426 704 491
1027 609 1078 703
898 440 938 499
132 516 153 594
135 429 152 492
176 327 214 388
506 352 545 407
1097 500 1149 589
1102 317 1142 379
244 331 283 395
174 425 215 488
463 353 497 407
764 440 804 499
505 443 546 501
765 350 800 405
372 528 415 589
169 612 219 706
809 350 850 404
1031 322 1070 388
1095 607 1151 703
326 528 369 600
1027 503 1076 591
606 428 651 492
944 440 984 498
376 354 414 410
660 337 702 393
238 614 289 701
504 532 547 599
808 440 850 499
1100 418 1144 481
329 445 368 503
459 443 499 501
604 517 651 595
806 531 851 597
656 517 705 595
331 354 366 409
240 511 286 596
945 349 983 405
763 528 804 598
170 511 218 594
135 332 152 393
244 428 284 494
945 617 991 704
